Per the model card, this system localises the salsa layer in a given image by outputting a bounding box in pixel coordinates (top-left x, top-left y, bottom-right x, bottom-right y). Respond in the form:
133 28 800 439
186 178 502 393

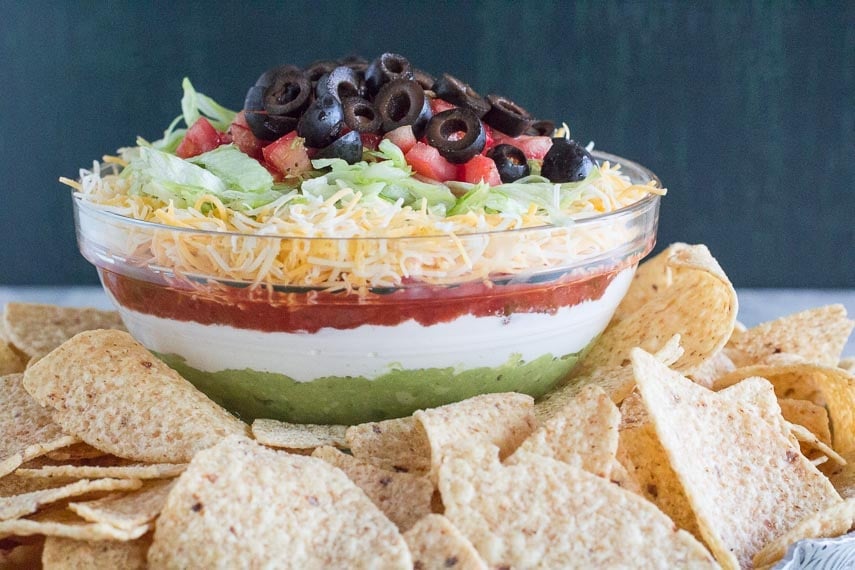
100 267 620 333
160 351 581 424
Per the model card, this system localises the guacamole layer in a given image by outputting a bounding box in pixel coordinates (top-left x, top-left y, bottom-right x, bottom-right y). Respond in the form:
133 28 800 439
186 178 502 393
159 352 581 425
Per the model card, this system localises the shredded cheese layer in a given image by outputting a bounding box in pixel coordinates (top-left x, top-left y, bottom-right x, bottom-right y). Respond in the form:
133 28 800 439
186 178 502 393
73 161 662 292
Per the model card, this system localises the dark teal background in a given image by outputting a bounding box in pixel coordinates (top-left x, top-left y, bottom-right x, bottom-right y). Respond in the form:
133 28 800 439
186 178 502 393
1 1 852 286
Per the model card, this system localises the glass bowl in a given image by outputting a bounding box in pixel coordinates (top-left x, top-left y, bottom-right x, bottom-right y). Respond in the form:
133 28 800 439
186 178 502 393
73 150 661 424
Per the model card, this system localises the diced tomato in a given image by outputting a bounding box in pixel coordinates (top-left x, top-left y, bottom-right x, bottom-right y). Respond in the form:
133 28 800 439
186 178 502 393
382 125 417 153
481 124 495 154
516 135 553 160
429 98 456 114
404 142 458 182
262 132 311 178
460 154 501 186
360 132 383 151
228 112 266 160
492 131 553 160
176 117 224 159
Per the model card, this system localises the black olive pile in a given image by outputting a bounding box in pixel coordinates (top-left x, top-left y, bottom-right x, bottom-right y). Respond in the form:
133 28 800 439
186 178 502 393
243 52 594 183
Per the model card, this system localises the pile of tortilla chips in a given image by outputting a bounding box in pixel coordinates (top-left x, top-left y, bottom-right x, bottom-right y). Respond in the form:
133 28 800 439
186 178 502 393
1 244 854 569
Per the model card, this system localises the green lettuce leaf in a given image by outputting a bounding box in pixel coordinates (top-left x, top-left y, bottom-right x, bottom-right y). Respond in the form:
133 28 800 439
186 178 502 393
180 78 236 131
188 145 273 194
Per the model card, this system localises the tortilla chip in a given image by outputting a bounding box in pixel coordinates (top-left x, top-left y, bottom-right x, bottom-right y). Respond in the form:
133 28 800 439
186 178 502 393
611 243 693 322
3 303 125 360
779 398 832 446
684 350 735 389
840 357 855 374
509 385 618 478
829 453 855 499
0 507 148 541
752 498 855 568
576 244 736 376
414 393 535 482
715 363 855 454
0 474 73 499
44 443 107 462
0 373 78 479
607 456 642 495
346 416 431 474
788 423 846 466
403 514 487 570
439 446 716 568
16 463 185 480
538 334 684 414
0 344 24 376
632 348 841 569
0 537 43 569
311 446 433 531
252 419 347 450
727 305 854 368
0 478 142 522
23 330 249 463
69 480 174 531
148 436 411 568
41 534 151 569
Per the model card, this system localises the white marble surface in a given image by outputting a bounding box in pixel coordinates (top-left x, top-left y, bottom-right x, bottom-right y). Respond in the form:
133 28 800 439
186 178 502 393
1 286 853 355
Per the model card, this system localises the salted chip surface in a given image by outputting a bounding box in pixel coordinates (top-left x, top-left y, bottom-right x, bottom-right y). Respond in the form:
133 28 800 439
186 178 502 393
148 436 411 569
0 478 142 521
510 385 618 478
840 357 855 374
69 480 174 530
3 303 125 360
0 507 148 541
752 498 855 568
685 349 735 389
439 446 716 569
611 242 692 322
538 334 683 413
0 343 24 376
41 534 151 570
576 244 736 376
252 419 347 450
23 330 249 463
311 446 433 531
632 348 841 569
346 416 431 473
727 305 854 368
829 453 855 499
414 393 535 482
403 514 487 570
780 398 832 446
715 363 855 454
16 463 186 480
0 373 77 478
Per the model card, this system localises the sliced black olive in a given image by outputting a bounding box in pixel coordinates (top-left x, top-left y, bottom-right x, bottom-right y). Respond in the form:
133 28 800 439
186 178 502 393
342 97 381 134
487 144 530 183
482 95 533 137
255 64 301 88
315 130 364 164
526 120 556 137
297 94 345 148
541 139 595 183
425 108 486 164
375 79 432 138
339 54 369 73
413 68 436 91
243 86 298 140
431 73 491 118
365 52 414 97
305 59 338 83
316 66 362 102
263 70 312 117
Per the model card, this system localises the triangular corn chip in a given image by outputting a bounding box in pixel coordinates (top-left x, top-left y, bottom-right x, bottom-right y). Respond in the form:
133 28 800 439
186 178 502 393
632 348 841 569
23 330 249 463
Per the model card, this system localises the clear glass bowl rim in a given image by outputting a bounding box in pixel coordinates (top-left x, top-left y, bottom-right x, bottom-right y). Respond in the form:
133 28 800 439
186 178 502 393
72 149 661 242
